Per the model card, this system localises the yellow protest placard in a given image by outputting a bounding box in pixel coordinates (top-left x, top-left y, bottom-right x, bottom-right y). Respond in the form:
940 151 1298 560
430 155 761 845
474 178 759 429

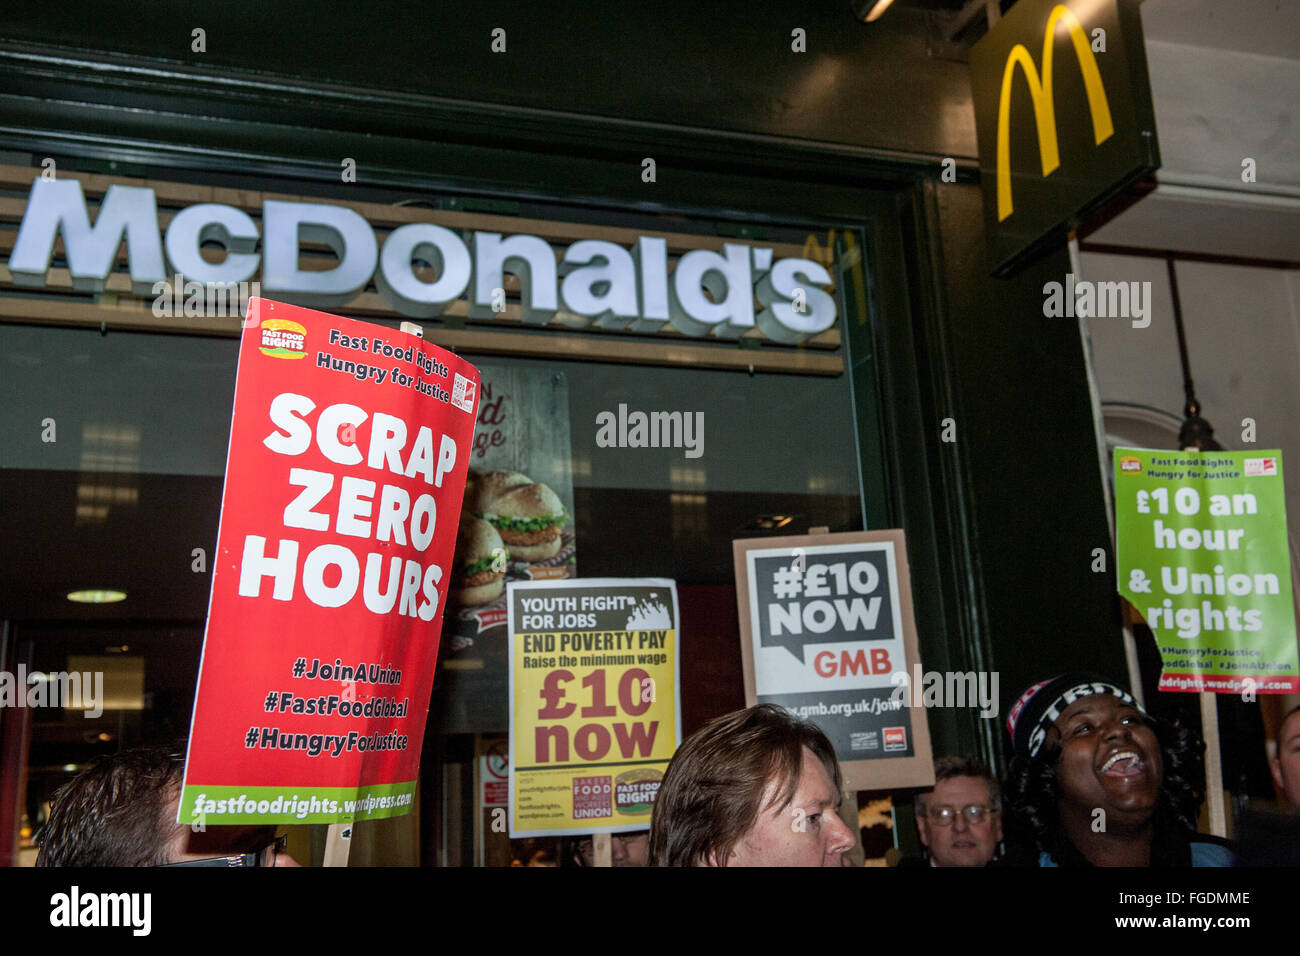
508 578 680 837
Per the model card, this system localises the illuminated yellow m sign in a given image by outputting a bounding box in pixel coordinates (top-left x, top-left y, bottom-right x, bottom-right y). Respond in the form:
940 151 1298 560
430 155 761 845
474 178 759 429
996 4 1114 222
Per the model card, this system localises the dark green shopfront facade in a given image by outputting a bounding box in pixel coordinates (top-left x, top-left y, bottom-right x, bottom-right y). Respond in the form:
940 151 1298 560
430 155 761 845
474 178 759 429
0 2 1123 862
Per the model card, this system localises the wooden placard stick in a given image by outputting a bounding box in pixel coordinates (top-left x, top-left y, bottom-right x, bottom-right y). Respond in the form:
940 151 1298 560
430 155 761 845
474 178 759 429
1199 694 1227 836
593 832 612 867
323 823 352 867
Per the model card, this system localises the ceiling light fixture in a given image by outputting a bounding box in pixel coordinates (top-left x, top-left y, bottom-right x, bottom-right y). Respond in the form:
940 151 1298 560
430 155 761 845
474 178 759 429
852 0 897 22
66 589 127 604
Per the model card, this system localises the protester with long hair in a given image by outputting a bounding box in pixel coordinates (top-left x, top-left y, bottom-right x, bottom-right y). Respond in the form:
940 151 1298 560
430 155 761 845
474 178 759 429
1002 673 1232 867
648 703 856 867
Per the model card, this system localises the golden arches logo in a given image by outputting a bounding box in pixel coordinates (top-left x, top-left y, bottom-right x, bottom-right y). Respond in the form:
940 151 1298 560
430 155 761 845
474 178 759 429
996 4 1114 222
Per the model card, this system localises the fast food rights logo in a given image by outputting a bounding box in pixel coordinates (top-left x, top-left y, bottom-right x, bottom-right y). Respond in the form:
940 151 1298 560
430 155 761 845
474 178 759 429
259 318 308 359
8 178 839 344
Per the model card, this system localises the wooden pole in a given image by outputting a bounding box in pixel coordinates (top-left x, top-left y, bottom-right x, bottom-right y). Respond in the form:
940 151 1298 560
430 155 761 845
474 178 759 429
1068 236 1145 707
1179 443 1227 838
593 832 612 867
1199 693 1227 836
323 823 352 867
1069 238 1231 838
472 735 485 868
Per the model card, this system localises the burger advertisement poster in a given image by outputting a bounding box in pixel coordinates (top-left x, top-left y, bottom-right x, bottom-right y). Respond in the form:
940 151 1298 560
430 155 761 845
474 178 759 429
508 578 680 837
1115 447 1299 694
438 366 577 733
448 367 574 625
179 299 480 825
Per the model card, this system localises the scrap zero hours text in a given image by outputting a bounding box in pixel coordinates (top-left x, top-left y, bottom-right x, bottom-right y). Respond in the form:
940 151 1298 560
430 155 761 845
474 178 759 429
237 392 463 619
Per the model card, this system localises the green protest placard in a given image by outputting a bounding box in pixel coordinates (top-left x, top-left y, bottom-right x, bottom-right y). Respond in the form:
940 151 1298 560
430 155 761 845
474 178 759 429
1115 448 1298 694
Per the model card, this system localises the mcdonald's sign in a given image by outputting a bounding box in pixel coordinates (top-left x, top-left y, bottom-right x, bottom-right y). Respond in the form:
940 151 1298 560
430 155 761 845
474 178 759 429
970 0 1159 276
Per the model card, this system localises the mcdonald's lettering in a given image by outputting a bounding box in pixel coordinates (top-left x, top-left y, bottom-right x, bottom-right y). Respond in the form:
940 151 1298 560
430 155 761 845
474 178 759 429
8 180 840 343
996 4 1114 222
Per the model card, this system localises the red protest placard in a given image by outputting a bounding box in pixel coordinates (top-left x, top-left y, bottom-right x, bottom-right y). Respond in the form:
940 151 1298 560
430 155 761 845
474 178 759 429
179 299 479 825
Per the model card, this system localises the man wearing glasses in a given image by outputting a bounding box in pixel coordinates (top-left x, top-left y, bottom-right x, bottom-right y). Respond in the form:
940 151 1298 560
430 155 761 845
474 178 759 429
36 745 300 867
909 756 1002 867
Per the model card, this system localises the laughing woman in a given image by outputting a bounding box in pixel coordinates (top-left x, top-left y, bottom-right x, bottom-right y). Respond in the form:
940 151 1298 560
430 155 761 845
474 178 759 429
1002 673 1233 867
